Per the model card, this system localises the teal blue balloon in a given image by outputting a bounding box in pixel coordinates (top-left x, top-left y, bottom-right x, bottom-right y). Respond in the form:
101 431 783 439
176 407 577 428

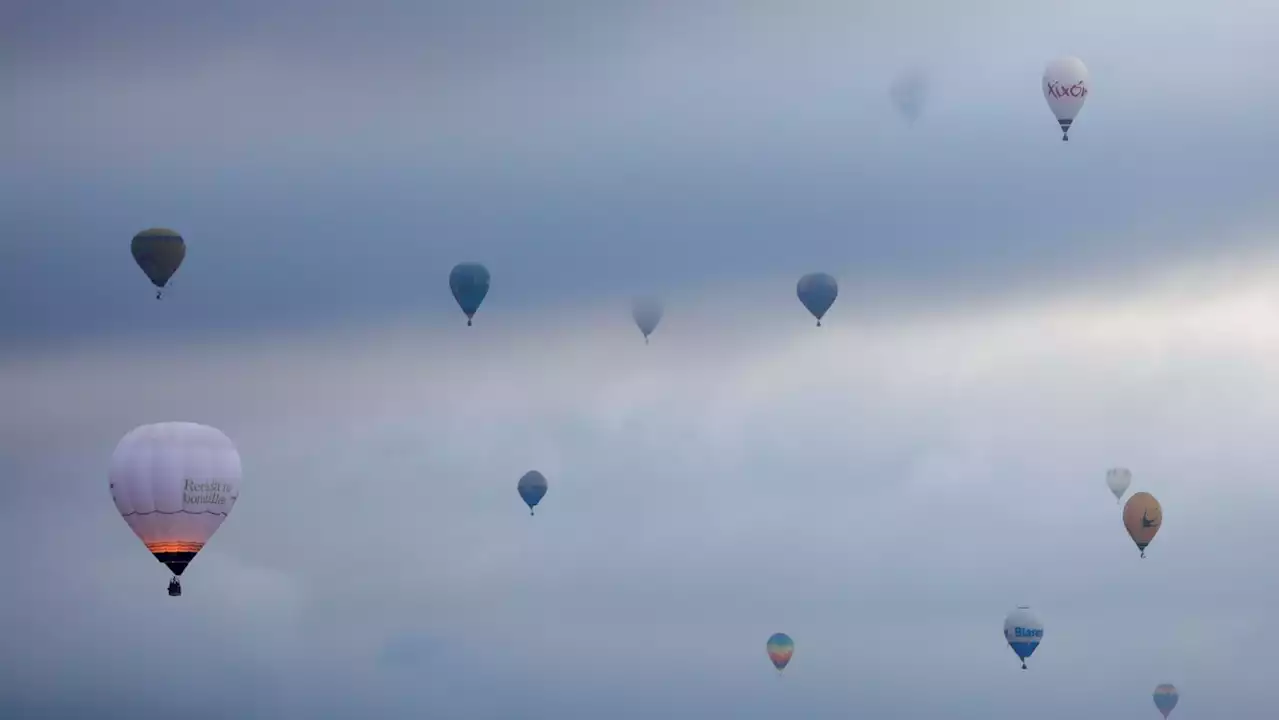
449 263 490 326
517 470 548 516
796 272 838 326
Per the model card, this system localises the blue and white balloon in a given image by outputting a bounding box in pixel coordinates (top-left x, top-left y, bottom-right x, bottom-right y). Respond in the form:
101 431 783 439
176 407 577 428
1003 606 1044 670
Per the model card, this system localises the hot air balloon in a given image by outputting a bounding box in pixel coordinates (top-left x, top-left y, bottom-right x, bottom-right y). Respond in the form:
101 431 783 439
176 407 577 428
1042 56 1090 141
517 470 548 516
797 273 838 327
449 262 490 326
632 297 664 344
131 228 187 299
890 68 929 124
766 633 794 673
1106 468 1132 504
1153 684 1179 718
1003 606 1043 670
109 422 242 596
1123 492 1163 558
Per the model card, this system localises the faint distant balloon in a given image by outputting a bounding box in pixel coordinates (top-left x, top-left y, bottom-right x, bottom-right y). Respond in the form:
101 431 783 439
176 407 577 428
1043 56 1090 141
889 68 929 123
1123 492 1163 558
131 228 187 299
1003 606 1043 670
517 470 548 516
109 422 242 597
766 633 794 673
449 262 490 326
796 273 838 327
632 297 664 344
1152 684 1179 718
1106 468 1132 504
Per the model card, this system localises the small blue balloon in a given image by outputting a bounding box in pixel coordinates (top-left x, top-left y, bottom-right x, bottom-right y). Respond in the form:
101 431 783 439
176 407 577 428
796 272 838 326
449 263 491 326
517 471 548 515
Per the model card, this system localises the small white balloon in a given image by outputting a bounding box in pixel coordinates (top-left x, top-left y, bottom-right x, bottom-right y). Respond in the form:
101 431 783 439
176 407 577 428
1042 56 1090 141
1106 467 1132 503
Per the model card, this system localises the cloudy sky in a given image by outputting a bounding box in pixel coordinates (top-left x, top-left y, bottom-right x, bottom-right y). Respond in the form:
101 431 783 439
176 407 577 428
1 1 1276 717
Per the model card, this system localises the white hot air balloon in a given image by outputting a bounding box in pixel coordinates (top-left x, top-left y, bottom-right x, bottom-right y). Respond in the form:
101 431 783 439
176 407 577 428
109 422 242 596
1106 467 1132 504
1042 56 1090 141
1003 606 1044 670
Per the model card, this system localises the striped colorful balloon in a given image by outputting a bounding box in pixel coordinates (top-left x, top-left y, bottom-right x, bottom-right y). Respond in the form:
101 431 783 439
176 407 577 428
1153 684 1179 718
766 633 794 672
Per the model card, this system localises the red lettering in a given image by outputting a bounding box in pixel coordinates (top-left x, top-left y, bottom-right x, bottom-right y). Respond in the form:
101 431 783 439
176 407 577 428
1046 81 1088 99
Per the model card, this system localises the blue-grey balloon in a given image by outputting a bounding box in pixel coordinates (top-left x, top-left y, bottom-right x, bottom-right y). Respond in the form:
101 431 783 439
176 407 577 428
449 262 490 326
890 68 929 124
517 471 548 516
796 273 838 326
131 228 186 299
632 297 664 344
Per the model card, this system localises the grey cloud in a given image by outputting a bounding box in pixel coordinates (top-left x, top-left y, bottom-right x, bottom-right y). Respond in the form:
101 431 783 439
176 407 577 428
0 261 1274 717
0 2 1274 716
3 0 1274 350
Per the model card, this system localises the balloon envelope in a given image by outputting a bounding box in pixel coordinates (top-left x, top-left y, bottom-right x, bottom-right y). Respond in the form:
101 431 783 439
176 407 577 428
1153 684 1179 718
890 68 929 123
797 273 838 325
449 263 491 324
632 297 664 341
1123 492 1163 556
1106 467 1132 502
1003 606 1043 666
1042 56 1090 140
131 228 186 289
517 470 548 512
109 422 242 578
766 633 794 671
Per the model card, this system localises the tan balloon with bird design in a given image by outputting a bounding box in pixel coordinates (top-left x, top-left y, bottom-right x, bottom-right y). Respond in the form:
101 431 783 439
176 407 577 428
1123 492 1162 558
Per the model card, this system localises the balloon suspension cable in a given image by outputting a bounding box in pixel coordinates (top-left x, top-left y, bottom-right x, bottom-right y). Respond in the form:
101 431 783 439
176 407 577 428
1140 551 1146 559
467 318 473 326
644 337 650 345
816 320 822 327
156 290 163 300
1062 133 1069 142
1021 661 1027 670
